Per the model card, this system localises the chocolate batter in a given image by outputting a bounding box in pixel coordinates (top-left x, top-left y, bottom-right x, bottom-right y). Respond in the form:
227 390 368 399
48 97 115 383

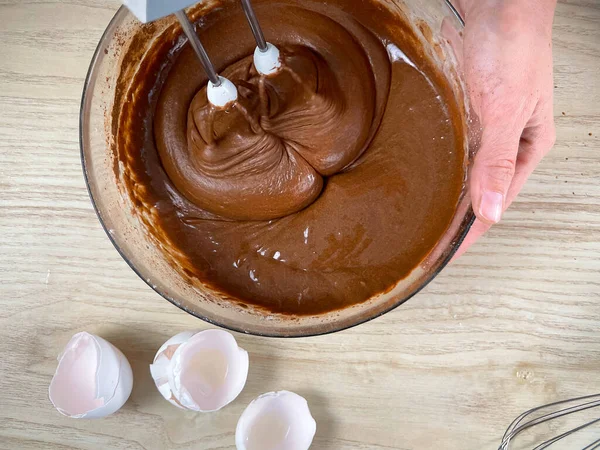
115 0 466 316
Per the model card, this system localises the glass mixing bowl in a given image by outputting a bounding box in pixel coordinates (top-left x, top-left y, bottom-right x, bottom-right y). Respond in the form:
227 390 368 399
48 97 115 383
80 0 476 337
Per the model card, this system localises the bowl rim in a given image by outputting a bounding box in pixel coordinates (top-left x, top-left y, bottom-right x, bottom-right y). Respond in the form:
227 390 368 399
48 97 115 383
79 1 471 338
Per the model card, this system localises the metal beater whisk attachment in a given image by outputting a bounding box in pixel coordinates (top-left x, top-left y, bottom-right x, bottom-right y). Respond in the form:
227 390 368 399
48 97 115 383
499 394 600 450
240 0 282 75
172 10 238 107
122 0 282 103
122 0 238 107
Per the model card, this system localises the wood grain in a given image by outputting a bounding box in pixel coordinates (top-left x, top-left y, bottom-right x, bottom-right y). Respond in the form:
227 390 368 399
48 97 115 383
0 0 599 449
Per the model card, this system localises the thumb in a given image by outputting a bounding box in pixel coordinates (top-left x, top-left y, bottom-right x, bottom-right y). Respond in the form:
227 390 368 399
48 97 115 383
470 121 522 225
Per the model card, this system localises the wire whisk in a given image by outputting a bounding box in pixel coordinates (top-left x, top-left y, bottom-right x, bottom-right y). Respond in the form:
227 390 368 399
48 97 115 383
499 394 600 450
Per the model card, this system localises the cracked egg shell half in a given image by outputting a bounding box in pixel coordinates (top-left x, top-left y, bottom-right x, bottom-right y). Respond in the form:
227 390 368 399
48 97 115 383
48 332 133 419
150 329 249 412
236 391 317 450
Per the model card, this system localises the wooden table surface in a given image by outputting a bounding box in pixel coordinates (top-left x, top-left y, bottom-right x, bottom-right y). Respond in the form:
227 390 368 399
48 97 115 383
1 1 599 449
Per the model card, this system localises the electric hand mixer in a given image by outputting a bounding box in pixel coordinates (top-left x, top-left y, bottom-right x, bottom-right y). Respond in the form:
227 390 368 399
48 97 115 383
122 0 282 107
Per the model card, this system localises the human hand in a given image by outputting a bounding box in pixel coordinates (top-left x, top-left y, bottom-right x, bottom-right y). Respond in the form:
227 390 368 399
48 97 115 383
451 0 557 259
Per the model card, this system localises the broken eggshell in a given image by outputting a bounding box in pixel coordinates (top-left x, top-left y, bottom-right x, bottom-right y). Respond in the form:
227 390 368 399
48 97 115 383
48 332 133 418
150 329 249 412
236 391 317 450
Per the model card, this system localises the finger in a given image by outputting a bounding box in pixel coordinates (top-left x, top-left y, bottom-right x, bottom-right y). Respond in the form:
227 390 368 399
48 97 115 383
470 115 522 226
454 138 541 261
454 117 555 261
506 119 556 207
454 135 530 262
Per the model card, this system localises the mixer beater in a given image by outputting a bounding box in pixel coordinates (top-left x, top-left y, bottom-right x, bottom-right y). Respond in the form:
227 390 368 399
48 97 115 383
123 0 282 106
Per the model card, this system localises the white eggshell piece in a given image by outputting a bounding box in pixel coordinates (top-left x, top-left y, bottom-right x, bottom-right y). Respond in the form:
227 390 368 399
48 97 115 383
150 330 198 409
150 329 249 412
48 332 133 419
236 391 317 450
207 76 238 108
253 43 282 76
153 330 198 368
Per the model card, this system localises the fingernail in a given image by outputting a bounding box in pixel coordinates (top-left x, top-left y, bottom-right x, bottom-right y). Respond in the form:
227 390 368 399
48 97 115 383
479 190 503 224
